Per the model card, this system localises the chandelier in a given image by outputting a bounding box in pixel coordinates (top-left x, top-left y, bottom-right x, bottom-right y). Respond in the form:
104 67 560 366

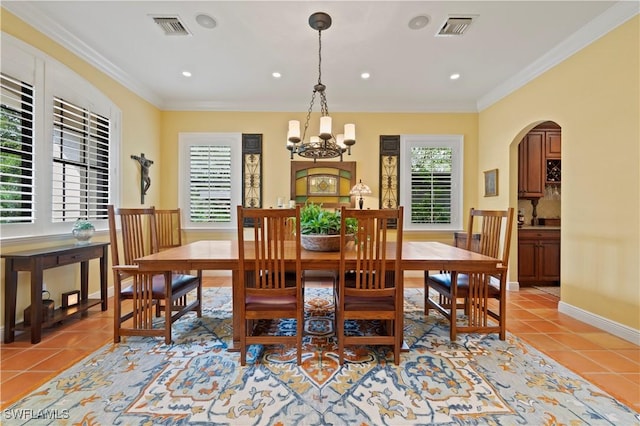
287 12 356 161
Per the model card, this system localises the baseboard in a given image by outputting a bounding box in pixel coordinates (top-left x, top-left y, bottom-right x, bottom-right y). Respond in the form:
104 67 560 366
507 281 520 291
559 301 640 345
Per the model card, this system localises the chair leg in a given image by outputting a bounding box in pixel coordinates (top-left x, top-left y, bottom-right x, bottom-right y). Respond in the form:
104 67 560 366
450 299 457 341
424 271 430 315
113 293 121 344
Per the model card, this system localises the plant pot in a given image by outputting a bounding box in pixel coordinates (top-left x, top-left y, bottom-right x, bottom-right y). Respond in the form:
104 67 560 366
72 222 95 245
300 234 352 252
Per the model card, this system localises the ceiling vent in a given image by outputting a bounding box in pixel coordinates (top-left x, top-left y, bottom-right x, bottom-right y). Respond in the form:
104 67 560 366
152 16 191 36
437 16 475 36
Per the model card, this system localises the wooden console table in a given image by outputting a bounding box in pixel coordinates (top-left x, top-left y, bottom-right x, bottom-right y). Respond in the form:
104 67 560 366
2 242 109 344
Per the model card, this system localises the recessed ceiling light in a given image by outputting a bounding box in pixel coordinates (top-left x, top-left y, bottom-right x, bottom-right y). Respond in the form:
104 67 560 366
450 73 461 80
361 72 370 79
272 72 282 79
195 13 216 29
408 15 430 30
182 71 192 77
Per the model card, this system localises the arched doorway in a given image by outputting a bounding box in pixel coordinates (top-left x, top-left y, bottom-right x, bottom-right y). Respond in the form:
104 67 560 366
514 121 562 294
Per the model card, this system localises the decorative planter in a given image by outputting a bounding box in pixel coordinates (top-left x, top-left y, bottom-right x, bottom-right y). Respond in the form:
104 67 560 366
72 220 95 245
301 234 353 252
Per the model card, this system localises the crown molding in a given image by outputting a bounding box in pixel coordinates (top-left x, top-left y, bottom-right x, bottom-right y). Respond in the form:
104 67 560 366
3 2 163 107
477 1 640 111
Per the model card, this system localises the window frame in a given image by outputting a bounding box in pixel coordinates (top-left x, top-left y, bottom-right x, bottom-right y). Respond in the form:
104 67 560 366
399 134 464 231
0 33 120 241
178 132 242 230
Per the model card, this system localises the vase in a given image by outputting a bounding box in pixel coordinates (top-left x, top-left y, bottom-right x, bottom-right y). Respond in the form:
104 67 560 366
72 222 95 245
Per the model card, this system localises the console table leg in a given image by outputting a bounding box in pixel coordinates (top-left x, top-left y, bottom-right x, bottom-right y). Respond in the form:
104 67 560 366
30 259 44 344
4 260 18 343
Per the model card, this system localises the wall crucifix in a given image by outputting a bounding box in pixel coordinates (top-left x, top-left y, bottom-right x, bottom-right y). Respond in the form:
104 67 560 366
131 153 154 204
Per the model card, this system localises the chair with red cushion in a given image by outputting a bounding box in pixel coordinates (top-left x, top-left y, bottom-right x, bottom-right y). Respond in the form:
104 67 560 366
236 206 303 365
335 206 404 365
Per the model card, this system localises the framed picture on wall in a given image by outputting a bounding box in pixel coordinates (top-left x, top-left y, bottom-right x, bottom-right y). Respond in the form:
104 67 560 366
484 168 498 197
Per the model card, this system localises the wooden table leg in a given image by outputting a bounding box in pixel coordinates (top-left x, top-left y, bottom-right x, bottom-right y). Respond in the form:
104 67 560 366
3 259 17 344
30 258 44 344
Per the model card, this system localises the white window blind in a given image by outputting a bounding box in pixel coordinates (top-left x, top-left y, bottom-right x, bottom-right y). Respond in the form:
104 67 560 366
179 133 241 229
52 97 110 222
400 135 463 231
0 73 35 224
189 144 232 223
410 146 453 224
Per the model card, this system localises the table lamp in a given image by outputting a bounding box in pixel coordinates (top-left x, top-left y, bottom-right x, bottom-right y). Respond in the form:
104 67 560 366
350 179 372 209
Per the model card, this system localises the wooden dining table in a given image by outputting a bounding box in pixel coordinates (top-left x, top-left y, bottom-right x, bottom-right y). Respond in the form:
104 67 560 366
134 240 500 348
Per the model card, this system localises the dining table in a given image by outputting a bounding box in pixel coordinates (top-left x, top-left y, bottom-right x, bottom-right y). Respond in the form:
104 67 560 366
134 240 500 349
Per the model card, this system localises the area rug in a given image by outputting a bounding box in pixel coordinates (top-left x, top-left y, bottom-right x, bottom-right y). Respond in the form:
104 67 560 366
5 287 638 425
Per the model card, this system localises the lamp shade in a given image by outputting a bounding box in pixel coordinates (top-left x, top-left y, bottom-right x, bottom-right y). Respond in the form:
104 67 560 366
350 179 372 195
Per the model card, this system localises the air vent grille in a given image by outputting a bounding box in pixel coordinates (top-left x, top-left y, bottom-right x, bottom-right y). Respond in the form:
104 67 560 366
152 16 191 36
437 17 474 36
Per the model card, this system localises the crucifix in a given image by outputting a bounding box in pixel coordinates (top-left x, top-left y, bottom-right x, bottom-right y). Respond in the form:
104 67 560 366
131 153 154 204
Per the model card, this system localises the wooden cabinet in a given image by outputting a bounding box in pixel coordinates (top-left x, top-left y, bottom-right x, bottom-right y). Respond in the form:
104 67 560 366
518 131 545 198
518 229 560 285
518 127 561 198
545 131 561 159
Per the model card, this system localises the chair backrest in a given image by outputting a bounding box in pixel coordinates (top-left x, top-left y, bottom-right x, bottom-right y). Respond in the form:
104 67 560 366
466 207 514 267
237 206 301 291
340 207 404 292
155 208 182 250
107 205 158 276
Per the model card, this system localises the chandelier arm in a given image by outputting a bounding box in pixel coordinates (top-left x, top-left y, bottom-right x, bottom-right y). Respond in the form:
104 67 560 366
301 92 317 143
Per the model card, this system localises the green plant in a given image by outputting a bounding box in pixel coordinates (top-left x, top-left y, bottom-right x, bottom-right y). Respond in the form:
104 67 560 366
299 203 357 235
73 218 95 230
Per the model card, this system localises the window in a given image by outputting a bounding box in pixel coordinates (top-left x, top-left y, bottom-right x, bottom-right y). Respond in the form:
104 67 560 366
179 133 241 229
0 34 119 240
52 97 110 222
400 135 463 231
0 73 34 224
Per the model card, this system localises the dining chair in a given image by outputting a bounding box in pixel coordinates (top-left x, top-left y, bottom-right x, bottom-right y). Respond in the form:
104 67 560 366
107 205 202 344
155 208 183 250
425 207 514 340
154 207 198 315
335 206 404 365
236 206 303 366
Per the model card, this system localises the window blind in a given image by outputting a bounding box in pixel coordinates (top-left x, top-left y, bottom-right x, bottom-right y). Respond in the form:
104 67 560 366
410 146 452 224
52 97 110 222
0 73 34 224
189 144 232 223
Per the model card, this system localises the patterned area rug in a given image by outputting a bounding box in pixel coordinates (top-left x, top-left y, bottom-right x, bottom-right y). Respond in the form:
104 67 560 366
6 287 638 425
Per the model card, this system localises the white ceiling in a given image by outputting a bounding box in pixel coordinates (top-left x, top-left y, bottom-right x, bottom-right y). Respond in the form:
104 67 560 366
3 1 637 112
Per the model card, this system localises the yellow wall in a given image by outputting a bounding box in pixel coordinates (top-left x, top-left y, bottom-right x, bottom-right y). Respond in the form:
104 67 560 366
479 16 640 329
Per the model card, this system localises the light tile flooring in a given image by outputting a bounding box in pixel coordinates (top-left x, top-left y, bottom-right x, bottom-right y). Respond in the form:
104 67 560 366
1 277 638 412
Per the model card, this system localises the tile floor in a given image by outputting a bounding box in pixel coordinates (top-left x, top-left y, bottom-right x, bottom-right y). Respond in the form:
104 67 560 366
1 277 638 412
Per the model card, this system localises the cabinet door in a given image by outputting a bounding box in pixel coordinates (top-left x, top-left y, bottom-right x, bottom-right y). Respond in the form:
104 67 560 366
518 239 538 282
518 132 545 198
545 131 561 159
538 239 561 282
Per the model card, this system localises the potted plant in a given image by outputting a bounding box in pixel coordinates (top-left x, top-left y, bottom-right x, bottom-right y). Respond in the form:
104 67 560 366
299 203 357 251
